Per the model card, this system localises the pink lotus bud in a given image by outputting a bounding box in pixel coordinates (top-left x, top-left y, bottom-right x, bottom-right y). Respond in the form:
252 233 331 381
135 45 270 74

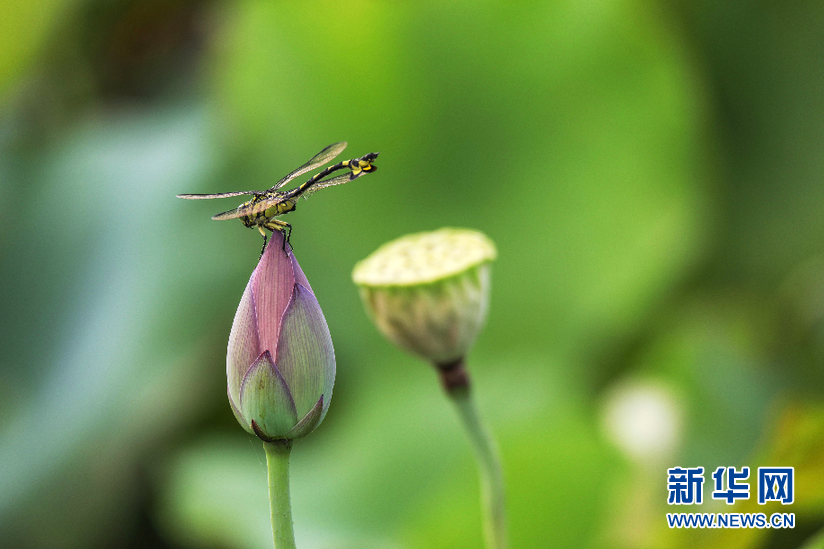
226 231 335 441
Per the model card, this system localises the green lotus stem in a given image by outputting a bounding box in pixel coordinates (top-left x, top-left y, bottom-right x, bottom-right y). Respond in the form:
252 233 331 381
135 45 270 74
264 440 297 549
441 361 508 549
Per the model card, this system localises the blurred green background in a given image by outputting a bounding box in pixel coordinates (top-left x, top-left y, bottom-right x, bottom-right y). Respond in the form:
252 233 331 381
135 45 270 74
2 0 824 548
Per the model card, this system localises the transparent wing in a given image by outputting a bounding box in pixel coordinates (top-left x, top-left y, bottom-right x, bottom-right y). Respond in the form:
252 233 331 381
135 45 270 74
298 173 354 200
211 195 283 220
177 191 260 199
271 142 347 190
211 205 252 220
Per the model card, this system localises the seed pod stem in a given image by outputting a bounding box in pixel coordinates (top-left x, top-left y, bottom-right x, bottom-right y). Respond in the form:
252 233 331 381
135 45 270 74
440 359 508 549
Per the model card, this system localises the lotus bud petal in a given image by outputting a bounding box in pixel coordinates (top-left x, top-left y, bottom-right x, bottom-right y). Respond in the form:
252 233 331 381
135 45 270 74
227 231 335 441
352 228 497 366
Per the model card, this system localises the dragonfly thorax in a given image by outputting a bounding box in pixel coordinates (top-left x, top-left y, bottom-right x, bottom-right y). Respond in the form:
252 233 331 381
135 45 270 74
239 193 296 228
266 197 296 218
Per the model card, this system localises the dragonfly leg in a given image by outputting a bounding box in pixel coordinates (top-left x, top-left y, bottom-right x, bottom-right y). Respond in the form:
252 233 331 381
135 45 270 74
262 219 293 251
257 226 269 259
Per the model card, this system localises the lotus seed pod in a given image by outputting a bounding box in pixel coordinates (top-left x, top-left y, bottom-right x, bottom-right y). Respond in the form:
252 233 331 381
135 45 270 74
353 228 497 366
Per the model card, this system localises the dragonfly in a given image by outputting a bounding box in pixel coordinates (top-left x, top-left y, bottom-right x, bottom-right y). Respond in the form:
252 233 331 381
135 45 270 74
177 142 378 253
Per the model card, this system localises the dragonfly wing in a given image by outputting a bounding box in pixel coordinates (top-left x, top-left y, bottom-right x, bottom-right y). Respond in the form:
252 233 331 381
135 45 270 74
177 191 260 199
211 195 280 220
298 173 354 199
212 206 252 220
271 142 348 190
